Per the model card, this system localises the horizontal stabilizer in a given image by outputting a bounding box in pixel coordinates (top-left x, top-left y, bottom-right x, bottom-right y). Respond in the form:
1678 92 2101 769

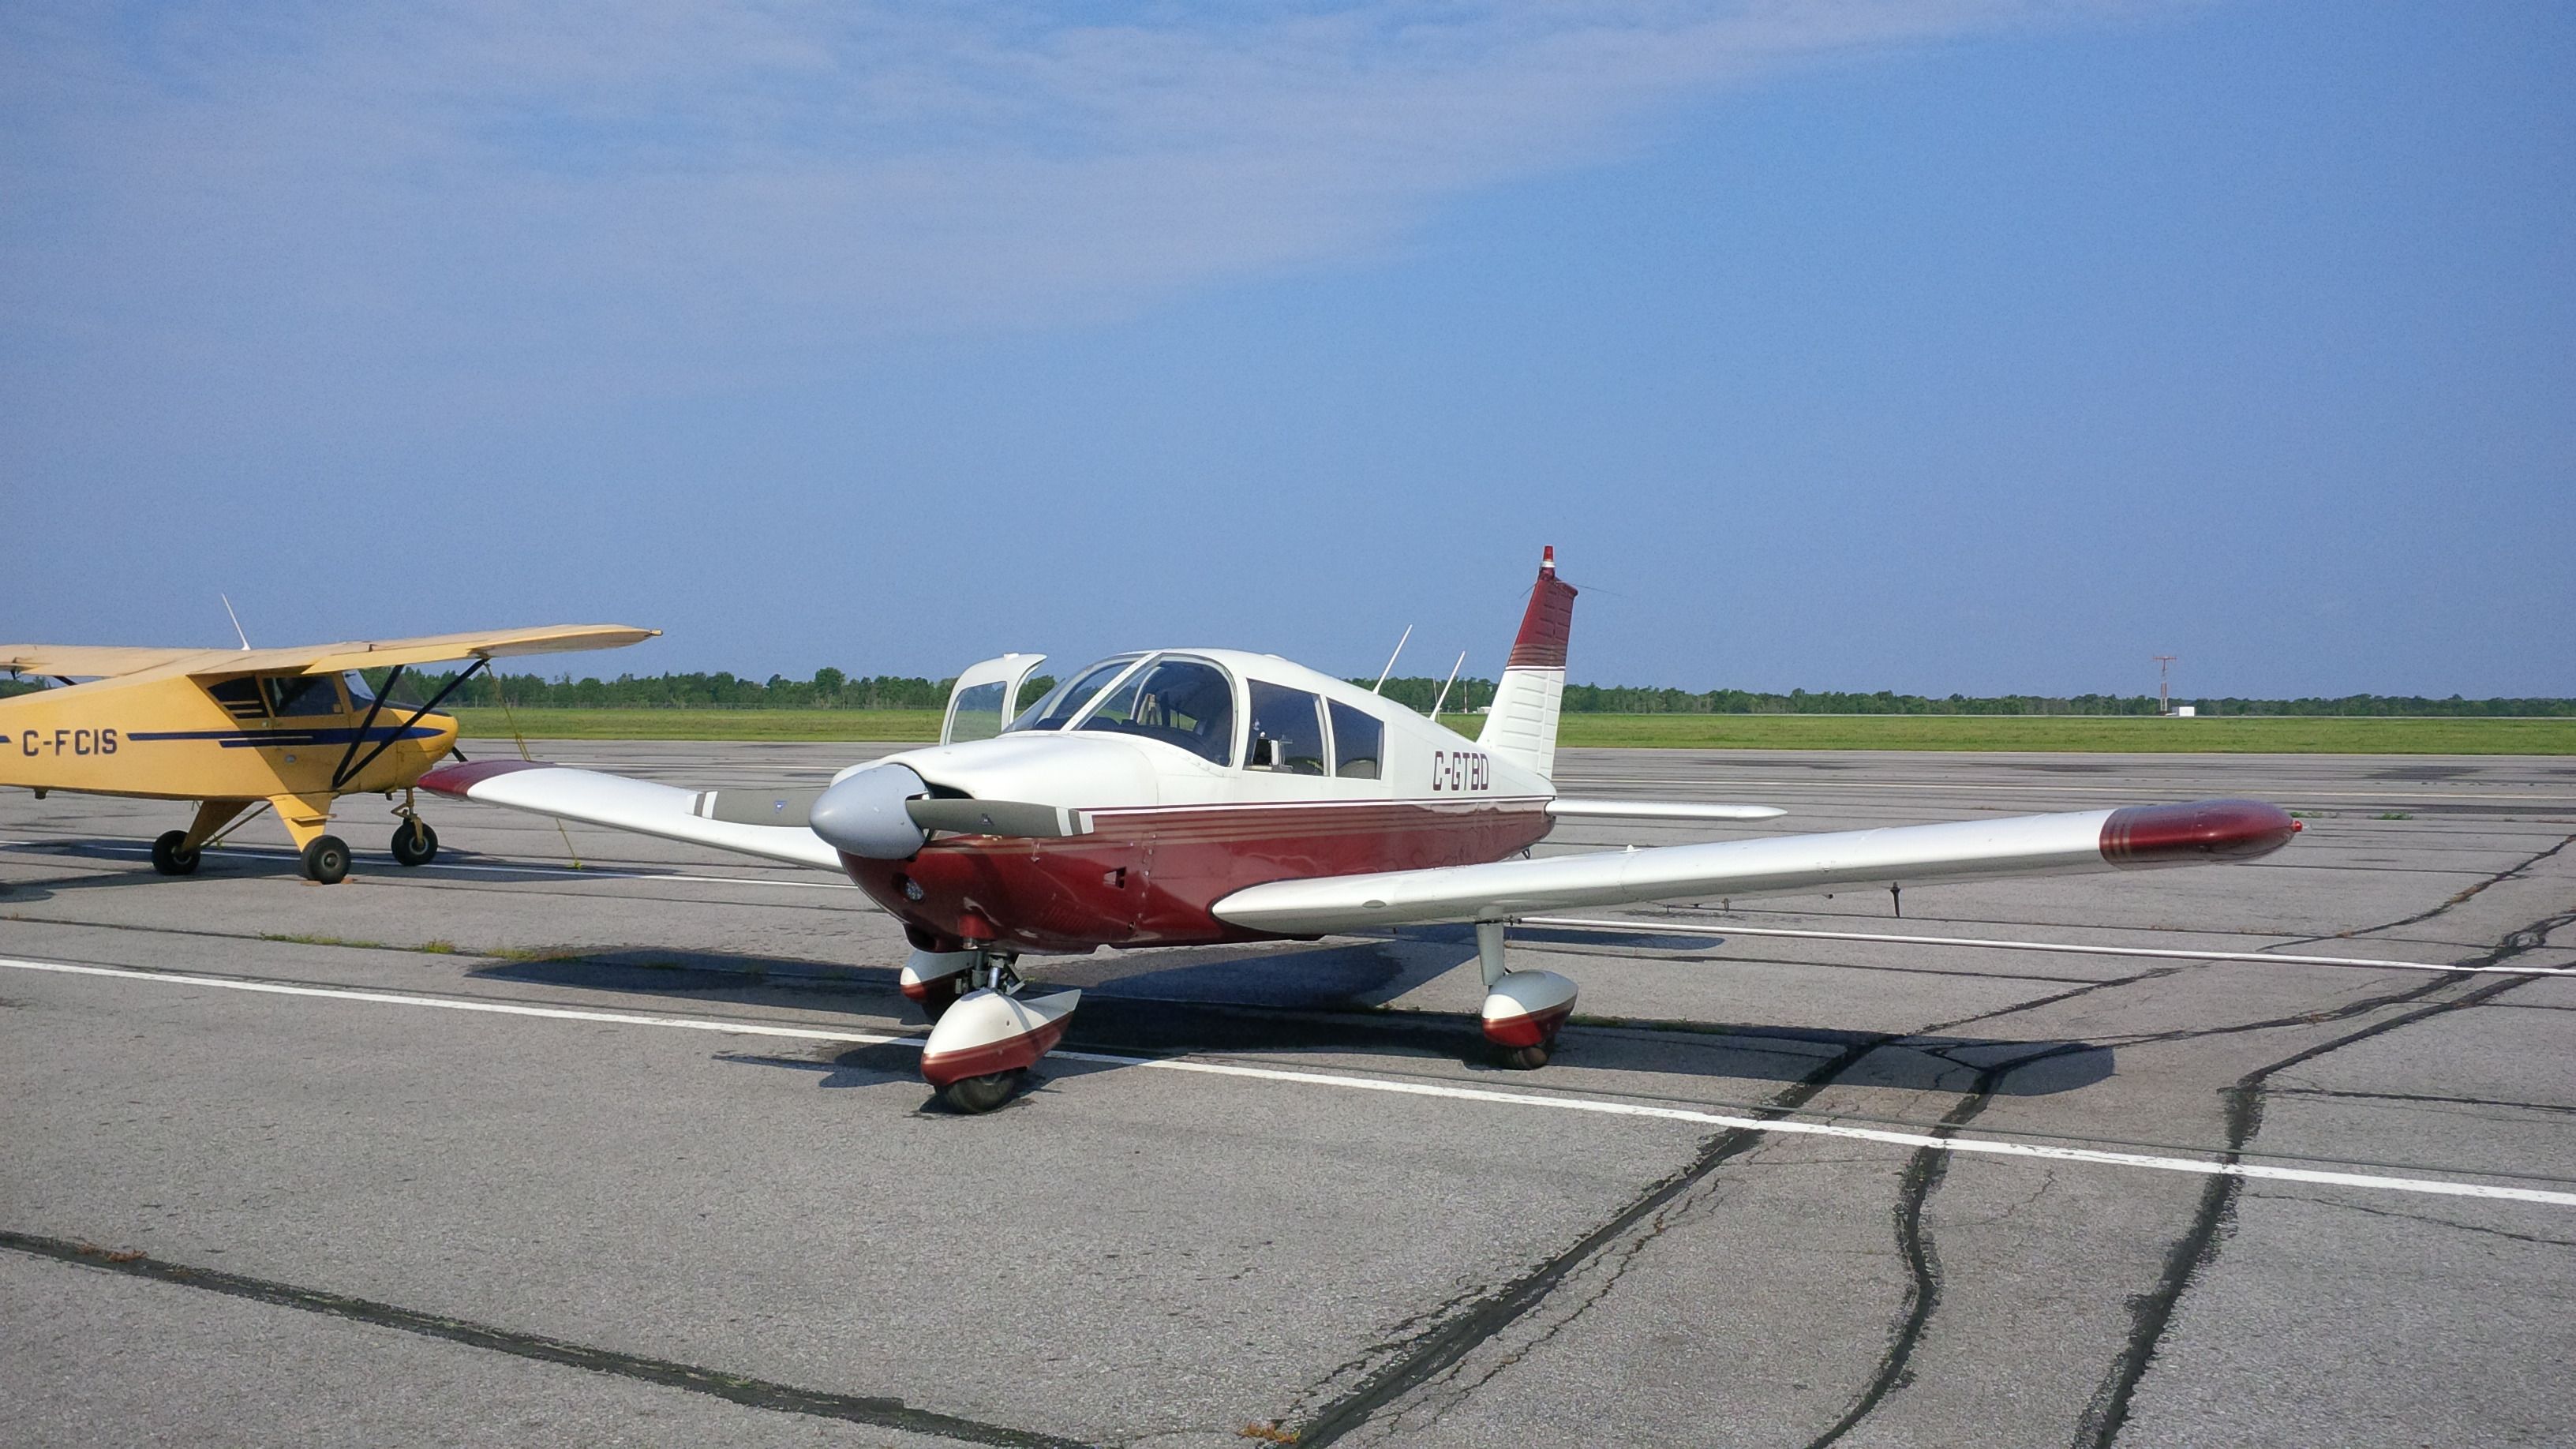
1213 799 2296 935
1547 799 1785 822
422 760 843 871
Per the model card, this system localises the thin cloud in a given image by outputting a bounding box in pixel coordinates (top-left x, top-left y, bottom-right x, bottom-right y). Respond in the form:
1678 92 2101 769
1 2 2184 408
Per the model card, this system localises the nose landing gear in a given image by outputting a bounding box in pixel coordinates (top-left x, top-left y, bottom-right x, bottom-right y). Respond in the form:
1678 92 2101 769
919 948 1082 1114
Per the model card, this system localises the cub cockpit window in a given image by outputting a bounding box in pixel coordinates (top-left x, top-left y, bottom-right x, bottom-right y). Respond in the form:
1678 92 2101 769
1328 700 1383 780
205 677 268 721
263 673 343 717
1077 657 1235 766
1008 655 1142 732
1246 683 1328 775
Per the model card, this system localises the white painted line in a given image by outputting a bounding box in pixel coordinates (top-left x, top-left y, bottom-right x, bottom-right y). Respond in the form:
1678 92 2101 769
1518 916 2576 977
1054 1051 2576 1208
0 958 906 1046
2 841 857 891
9 954 2572 1210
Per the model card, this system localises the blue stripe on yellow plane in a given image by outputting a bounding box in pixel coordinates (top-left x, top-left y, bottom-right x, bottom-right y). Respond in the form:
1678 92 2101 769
1 625 655 883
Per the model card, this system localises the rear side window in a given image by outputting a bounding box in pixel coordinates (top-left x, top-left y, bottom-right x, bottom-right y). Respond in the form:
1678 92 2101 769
1247 683 1327 775
1329 701 1383 780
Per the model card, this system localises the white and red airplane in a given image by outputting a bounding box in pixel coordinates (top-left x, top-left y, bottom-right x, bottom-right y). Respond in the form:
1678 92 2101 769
423 549 2297 1111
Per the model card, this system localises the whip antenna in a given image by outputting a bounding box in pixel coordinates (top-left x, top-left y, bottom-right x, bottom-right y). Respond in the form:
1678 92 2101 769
219 595 251 650
1372 624 1413 695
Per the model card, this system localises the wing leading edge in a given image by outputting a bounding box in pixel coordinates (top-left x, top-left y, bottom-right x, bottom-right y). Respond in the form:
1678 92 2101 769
1212 799 2297 935
421 760 844 871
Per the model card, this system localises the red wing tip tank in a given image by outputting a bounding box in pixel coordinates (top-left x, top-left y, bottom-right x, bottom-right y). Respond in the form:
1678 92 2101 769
421 549 2300 1114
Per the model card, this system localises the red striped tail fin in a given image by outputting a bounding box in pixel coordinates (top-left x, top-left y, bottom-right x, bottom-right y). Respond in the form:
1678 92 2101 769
1479 547 1578 781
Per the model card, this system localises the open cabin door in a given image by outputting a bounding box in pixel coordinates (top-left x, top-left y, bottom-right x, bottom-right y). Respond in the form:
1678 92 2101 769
942 654 1046 745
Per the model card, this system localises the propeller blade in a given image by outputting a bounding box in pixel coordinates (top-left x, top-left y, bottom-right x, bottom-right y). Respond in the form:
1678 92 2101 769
904 797 1080 839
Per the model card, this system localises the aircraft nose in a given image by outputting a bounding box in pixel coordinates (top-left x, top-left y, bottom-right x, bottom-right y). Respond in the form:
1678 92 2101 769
810 762 931 859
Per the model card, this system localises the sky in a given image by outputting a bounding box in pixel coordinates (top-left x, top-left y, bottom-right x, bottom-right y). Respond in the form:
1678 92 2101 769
4 1 2570 698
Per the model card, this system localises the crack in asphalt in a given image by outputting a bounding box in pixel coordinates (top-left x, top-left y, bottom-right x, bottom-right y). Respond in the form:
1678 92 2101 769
2262 1194 2576 1250
2267 1086 2576 1118
0 1230 1095 1449
2340 833 2574 934
1284 1036 1890 1447
1784 833 2576 1449
2069 902 2572 1449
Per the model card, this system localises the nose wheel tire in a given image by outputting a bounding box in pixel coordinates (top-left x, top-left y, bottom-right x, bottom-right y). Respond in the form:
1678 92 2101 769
301 834 352 885
939 1070 1025 1114
390 820 439 867
1498 1043 1552 1070
151 830 201 876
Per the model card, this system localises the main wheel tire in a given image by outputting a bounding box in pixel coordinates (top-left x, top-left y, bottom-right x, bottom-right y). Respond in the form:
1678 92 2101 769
390 819 439 867
151 830 201 877
939 1071 1023 1114
1498 1043 1552 1070
301 834 352 885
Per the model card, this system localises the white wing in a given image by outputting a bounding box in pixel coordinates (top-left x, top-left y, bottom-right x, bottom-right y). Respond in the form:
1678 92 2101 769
421 760 844 871
1213 799 2296 935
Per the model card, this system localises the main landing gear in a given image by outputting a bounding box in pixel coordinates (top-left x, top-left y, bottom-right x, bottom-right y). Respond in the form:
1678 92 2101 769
1475 920 1578 1070
151 831 201 876
916 945 1083 1114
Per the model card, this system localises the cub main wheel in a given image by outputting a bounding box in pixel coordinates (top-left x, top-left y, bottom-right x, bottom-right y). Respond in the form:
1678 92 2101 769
301 834 352 885
151 830 201 877
390 820 439 867
939 1070 1024 1114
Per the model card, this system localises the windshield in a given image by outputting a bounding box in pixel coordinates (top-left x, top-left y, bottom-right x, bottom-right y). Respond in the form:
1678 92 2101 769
1006 655 1143 732
1076 656 1235 766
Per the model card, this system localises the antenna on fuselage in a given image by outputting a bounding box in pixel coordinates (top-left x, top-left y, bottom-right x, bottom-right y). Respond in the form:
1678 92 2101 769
1429 651 1466 723
219 594 252 650
1371 623 1413 695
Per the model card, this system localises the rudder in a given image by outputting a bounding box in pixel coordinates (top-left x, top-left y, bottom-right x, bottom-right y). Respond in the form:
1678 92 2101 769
1479 547 1578 781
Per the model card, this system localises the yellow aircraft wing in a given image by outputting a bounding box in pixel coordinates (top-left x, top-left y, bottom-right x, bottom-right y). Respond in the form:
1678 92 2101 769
183 625 661 678
1 646 208 679
7 627 656 682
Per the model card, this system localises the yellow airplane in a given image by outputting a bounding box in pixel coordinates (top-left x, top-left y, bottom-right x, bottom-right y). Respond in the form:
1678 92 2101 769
1 625 655 884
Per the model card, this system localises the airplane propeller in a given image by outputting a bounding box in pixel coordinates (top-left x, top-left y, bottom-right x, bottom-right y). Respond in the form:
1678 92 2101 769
795 764 1076 859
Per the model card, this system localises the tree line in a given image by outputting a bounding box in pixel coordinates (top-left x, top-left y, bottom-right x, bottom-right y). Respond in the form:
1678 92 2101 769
341 668 2574 717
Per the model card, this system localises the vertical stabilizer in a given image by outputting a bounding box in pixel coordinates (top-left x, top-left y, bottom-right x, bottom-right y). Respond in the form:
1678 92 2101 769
1479 547 1578 781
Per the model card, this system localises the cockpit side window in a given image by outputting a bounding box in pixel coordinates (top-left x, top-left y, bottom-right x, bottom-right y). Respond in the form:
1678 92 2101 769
205 677 268 721
1247 683 1328 775
1328 700 1383 780
1009 657 1140 732
1076 658 1235 766
263 673 344 717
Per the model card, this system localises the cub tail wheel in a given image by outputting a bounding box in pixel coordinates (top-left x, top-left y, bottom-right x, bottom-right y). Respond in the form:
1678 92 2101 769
300 834 352 885
390 818 439 867
151 830 201 877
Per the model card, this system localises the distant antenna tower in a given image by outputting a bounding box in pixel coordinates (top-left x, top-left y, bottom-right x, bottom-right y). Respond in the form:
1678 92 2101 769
2152 654 2178 715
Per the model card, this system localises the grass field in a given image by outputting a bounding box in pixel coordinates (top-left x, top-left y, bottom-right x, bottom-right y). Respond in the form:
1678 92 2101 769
451 707 2576 754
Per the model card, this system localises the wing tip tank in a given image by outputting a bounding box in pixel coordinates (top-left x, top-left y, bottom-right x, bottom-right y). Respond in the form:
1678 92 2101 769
2100 798 2299 867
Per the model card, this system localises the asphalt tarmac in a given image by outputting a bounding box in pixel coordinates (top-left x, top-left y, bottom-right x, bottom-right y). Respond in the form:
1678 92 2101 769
4 743 2572 1448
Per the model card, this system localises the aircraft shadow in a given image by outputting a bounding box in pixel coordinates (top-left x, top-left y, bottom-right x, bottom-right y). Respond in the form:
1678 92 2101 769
477 938 2113 1100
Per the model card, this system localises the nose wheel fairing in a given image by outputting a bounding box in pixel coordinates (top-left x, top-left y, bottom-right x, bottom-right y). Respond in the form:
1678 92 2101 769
920 984 1083 1113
